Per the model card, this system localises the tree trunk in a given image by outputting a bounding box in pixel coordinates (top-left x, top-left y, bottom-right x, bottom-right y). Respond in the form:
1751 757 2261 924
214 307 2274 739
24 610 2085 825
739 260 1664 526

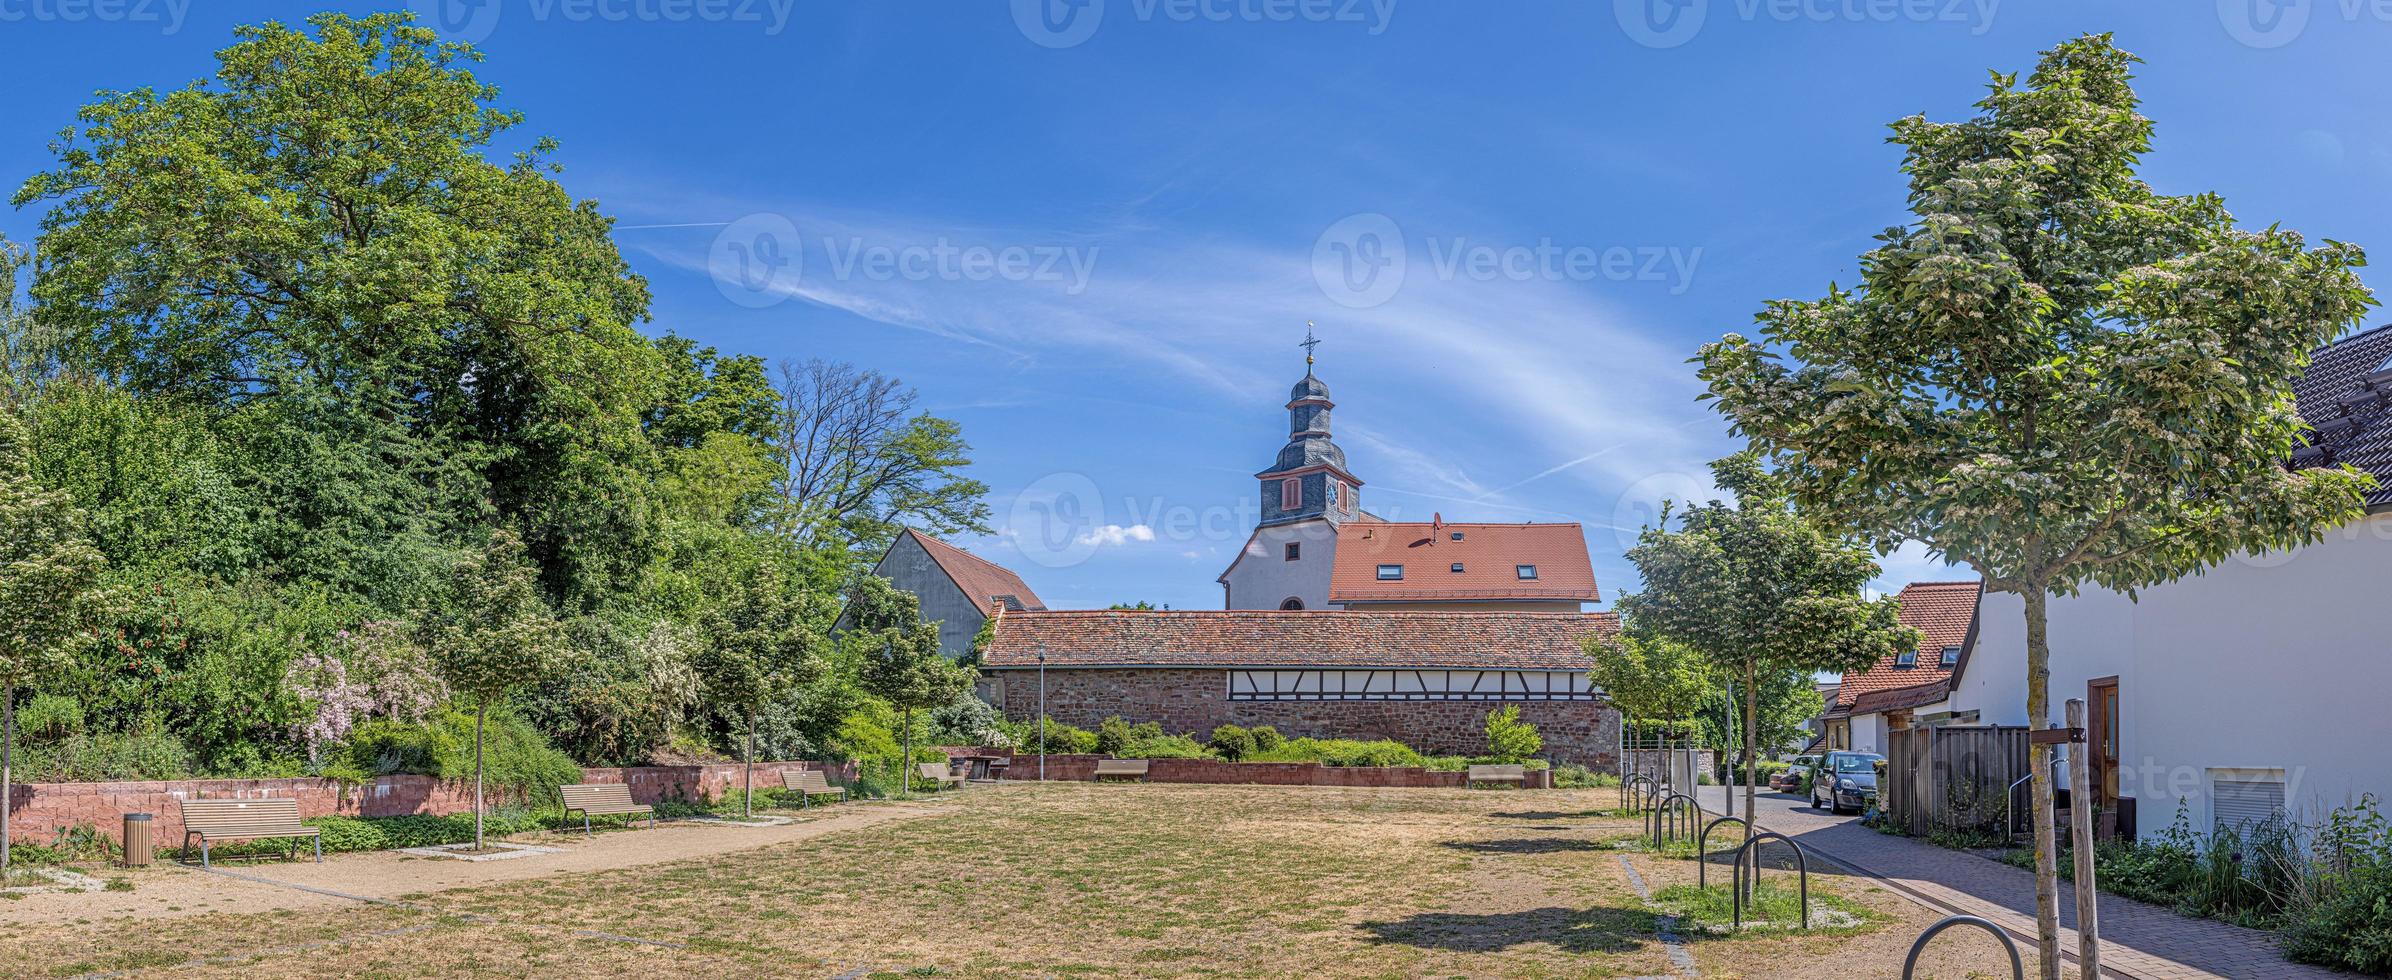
2025 587 2062 980
1743 662 1759 840
2066 697 2102 978
743 706 756 820
3 685 14 875
473 703 487 851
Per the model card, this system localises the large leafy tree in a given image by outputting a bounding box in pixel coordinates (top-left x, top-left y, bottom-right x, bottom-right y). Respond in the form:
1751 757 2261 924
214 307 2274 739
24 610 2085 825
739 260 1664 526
14 11 663 608
774 360 990 556
428 530 566 849
1585 632 1715 738
694 567 825 818
1696 37 2374 976
850 577 970 794
0 408 107 873
1611 455 1915 828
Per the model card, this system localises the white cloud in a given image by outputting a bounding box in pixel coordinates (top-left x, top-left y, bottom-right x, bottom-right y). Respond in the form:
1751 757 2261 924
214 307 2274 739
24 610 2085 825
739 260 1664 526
1075 524 1157 547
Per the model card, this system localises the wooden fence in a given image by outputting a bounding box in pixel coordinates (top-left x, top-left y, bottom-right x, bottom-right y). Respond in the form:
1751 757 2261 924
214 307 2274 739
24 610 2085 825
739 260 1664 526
1883 725 2031 838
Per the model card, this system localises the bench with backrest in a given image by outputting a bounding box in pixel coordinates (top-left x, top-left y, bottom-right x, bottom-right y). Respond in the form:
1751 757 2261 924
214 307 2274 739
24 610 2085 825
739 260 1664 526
178 797 321 868
780 768 847 807
1466 764 1528 788
916 761 966 790
1093 758 1151 782
560 782 655 835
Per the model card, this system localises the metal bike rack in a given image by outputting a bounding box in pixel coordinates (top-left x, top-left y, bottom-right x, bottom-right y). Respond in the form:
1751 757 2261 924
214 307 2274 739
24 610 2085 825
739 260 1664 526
1901 915 2023 980
1651 792 1700 849
1623 774 1657 812
1697 815 1750 888
1730 831 1810 931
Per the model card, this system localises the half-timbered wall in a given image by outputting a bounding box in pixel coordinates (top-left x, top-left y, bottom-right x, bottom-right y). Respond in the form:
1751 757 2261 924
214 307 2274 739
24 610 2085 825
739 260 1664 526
1228 669 1598 701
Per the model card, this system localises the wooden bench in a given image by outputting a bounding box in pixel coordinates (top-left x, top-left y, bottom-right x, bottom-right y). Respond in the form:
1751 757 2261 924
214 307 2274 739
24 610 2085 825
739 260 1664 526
1093 758 1151 782
917 762 966 790
1466 764 1528 788
560 783 655 835
178 797 321 868
779 769 847 806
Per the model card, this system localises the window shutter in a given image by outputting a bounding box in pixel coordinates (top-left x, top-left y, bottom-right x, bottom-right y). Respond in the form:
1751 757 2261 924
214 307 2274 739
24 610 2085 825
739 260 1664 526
1281 478 1300 510
2212 776 2286 830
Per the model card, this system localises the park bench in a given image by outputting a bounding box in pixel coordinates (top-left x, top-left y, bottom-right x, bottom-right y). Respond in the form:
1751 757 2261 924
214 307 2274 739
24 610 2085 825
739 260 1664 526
780 768 847 807
1465 764 1528 788
917 762 967 790
178 797 321 868
560 782 655 835
1093 758 1151 782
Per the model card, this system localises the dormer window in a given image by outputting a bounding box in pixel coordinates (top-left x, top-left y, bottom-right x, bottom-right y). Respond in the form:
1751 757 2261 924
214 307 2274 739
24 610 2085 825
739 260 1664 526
1515 564 1538 580
1940 645 1961 667
1895 650 1919 668
1280 478 1300 510
1376 564 1404 581
1450 531 1464 541
1450 563 1465 573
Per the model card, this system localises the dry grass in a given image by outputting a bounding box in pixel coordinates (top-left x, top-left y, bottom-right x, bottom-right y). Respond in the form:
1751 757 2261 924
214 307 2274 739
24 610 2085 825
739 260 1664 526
0 784 2045 978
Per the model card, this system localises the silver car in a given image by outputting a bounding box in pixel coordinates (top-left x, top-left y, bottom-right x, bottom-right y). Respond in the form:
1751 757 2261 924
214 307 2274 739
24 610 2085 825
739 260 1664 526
1811 751 1883 814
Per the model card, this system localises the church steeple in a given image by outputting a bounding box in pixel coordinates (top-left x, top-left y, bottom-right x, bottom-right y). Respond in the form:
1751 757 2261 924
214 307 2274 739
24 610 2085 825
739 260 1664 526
1257 324 1362 526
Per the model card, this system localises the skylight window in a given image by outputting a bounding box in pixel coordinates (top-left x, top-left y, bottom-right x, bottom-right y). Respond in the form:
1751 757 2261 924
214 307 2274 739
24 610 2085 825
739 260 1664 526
1450 563 1465 573
1516 564 1538 580
1895 650 1919 668
1940 645 1961 666
1376 564 1404 581
1450 531 1464 541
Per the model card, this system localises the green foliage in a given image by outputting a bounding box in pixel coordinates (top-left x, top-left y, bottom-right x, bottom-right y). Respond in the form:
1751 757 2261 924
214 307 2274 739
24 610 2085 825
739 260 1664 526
1694 671 1822 763
17 694 83 741
1482 706 1543 763
1247 726 1284 753
1585 634 1713 729
336 709 579 807
1246 738 1426 768
695 566 823 720
429 531 566 707
1552 764 1619 789
1000 717 1098 755
926 689 1001 747
1206 724 1256 761
16 728 192 782
0 405 107 690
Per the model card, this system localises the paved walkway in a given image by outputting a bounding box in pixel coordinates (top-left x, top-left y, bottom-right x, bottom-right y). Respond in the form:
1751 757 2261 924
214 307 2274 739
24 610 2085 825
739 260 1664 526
1691 786 2333 980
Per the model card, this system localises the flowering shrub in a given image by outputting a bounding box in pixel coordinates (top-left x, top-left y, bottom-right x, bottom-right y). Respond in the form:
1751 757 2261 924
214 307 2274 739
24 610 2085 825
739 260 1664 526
284 621 444 762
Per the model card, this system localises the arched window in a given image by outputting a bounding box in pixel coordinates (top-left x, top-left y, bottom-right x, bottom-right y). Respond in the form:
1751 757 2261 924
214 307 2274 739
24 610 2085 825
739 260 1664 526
1279 597 1305 610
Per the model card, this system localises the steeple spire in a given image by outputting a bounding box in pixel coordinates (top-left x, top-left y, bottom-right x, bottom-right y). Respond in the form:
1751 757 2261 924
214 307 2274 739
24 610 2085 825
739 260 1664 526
1300 320 1320 376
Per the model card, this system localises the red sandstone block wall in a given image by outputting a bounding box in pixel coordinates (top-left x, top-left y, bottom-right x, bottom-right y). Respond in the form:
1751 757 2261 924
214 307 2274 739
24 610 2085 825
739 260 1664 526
978 751 1555 789
3 760 851 851
991 667 1620 768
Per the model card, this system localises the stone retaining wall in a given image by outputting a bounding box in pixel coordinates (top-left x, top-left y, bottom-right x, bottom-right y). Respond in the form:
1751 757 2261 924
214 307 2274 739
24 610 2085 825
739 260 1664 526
2 760 851 852
974 751 1553 789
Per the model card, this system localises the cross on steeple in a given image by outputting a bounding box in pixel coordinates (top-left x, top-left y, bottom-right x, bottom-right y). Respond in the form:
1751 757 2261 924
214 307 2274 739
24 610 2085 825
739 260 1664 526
1300 321 1321 375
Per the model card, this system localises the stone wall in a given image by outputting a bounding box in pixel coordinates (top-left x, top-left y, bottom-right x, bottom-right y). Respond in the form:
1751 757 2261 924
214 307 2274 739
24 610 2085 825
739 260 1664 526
3 760 851 853
992 667 1619 767
986 752 1551 788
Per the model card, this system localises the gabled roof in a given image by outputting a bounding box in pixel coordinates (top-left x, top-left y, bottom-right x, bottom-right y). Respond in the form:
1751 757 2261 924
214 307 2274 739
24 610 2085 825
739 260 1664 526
1834 580 1981 713
1327 523 1599 605
2291 323 2392 507
895 529 1047 617
982 609 1620 670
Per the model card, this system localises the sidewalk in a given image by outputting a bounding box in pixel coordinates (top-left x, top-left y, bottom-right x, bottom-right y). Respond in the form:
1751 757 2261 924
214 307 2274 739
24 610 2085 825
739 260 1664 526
1691 786 2334 980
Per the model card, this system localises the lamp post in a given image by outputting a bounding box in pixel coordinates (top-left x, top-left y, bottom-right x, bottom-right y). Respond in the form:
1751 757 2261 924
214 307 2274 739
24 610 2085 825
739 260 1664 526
1038 650 1047 781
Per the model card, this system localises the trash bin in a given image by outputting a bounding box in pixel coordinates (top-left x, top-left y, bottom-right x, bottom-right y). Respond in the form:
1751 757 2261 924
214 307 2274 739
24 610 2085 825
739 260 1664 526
122 813 152 867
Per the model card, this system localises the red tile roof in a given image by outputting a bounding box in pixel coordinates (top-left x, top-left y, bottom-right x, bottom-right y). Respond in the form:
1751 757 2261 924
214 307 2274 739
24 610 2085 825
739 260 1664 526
1834 580 1981 713
982 609 1621 670
904 530 1047 617
1327 523 1599 604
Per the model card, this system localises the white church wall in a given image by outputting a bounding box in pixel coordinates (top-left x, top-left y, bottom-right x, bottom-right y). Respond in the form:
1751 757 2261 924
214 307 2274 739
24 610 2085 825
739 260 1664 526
1222 520 1339 610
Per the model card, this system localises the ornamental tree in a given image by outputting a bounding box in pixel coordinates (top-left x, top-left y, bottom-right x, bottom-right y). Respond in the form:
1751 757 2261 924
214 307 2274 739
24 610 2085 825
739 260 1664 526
1585 632 1715 742
427 530 566 850
850 577 970 795
694 566 825 818
1610 454 1915 830
0 407 107 873
1695 37 2375 977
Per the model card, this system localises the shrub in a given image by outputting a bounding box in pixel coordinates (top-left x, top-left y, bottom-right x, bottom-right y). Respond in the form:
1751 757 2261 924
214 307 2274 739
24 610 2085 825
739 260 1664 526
1552 764 1620 789
927 689 1002 747
1095 717 1164 756
333 708 579 807
1482 706 1542 763
1247 725 1284 752
18 694 85 742
1118 735 1212 760
999 717 1098 754
19 729 193 782
1248 737 1426 768
1206 725 1255 761
2283 865 2392 973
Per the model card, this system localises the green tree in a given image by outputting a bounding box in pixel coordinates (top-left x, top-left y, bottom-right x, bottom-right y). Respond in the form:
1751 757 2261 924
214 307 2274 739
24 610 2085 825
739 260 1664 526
1586 632 1716 736
1695 37 2374 976
0 408 108 873
1693 670 1823 772
1482 706 1544 764
694 568 824 818
1611 455 1915 833
428 530 566 849
849 578 971 794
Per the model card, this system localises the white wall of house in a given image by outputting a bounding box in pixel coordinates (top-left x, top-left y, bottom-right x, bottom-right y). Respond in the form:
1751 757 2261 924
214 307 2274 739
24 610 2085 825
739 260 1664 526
1950 511 2392 839
1849 713 1888 756
1221 520 1339 610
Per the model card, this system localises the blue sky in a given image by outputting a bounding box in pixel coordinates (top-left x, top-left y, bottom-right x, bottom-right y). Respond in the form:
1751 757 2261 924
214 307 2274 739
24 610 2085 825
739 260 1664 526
4 2 2387 611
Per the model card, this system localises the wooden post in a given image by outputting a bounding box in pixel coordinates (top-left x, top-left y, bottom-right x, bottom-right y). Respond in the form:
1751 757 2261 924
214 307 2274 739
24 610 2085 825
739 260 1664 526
2065 698 2101 979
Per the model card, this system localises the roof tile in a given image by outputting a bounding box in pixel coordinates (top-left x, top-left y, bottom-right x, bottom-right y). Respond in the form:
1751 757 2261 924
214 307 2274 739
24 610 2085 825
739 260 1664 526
1328 523 1599 604
1835 581 1980 711
983 609 1620 670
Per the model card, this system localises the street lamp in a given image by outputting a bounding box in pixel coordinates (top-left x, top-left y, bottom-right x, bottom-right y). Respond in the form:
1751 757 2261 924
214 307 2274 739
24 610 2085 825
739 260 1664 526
1038 650 1047 781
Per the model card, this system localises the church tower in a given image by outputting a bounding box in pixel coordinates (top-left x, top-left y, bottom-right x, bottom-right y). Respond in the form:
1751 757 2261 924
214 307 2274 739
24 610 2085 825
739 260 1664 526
1218 326 1362 610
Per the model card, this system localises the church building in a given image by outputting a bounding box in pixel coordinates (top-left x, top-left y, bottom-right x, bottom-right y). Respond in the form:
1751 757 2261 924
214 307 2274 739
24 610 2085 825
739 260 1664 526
981 342 1623 765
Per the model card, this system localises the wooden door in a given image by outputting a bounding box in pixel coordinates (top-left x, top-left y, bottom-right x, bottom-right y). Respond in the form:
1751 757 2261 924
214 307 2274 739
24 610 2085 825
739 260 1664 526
2087 676 2120 805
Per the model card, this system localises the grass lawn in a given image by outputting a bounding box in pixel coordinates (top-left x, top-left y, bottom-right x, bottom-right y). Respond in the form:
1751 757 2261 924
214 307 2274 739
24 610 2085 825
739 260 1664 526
0 784 2042 978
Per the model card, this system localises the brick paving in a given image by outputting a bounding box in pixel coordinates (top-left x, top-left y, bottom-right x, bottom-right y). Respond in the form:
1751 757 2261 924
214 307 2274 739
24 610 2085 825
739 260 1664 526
1693 787 2339 980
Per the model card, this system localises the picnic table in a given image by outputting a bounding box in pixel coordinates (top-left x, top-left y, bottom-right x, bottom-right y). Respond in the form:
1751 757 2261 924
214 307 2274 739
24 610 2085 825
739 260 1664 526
954 755 1010 780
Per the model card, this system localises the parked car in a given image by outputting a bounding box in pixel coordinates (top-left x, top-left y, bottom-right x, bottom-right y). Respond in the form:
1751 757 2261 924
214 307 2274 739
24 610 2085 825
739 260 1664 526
1811 751 1883 814
1771 755 1817 793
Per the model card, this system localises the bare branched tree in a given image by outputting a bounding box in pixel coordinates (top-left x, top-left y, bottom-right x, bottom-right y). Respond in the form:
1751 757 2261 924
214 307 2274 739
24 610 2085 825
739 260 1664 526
773 359 989 553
